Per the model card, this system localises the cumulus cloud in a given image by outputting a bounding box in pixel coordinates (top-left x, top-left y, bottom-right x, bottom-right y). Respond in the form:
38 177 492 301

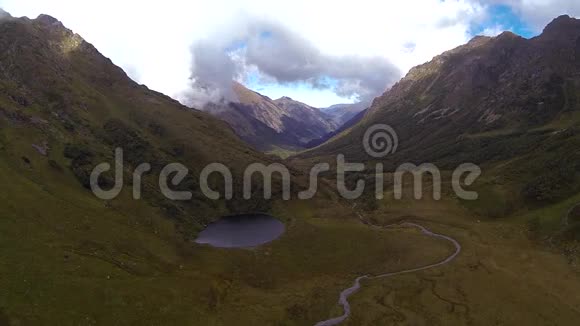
184 18 401 107
6 0 578 107
511 0 580 29
0 0 487 107
187 39 243 107
481 25 505 36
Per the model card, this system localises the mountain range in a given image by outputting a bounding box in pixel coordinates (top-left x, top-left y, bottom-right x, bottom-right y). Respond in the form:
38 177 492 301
307 15 580 159
200 82 367 152
320 102 369 126
3 9 580 325
301 15 580 209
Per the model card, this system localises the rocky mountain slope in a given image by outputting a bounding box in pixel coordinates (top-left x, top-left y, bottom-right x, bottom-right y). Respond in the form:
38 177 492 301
0 12 289 230
321 102 368 126
201 82 338 151
301 15 580 208
306 108 368 148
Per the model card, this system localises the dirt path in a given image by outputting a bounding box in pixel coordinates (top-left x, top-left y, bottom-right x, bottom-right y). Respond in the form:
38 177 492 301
315 212 461 326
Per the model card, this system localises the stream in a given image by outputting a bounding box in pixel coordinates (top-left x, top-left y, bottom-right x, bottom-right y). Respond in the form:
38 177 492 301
314 217 461 326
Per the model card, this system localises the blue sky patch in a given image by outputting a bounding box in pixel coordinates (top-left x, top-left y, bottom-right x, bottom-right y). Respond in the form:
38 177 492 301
470 4 535 38
244 73 355 107
259 30 273 39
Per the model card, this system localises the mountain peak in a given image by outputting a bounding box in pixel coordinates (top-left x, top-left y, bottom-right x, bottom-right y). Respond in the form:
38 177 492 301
0 8 12 19
468 35 491 43
497 30 518 39
541 14 580 38
36 14 63 26
34 14 73 36
547 14 573 25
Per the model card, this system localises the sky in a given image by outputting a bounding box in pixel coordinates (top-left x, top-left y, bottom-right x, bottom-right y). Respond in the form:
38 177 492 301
0 0 578 108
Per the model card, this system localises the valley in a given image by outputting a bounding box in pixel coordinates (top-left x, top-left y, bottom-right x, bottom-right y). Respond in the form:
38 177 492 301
2 151 580 325
1 7 580 326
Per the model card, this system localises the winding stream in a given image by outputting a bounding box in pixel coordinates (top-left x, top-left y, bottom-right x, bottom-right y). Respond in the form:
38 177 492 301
315 215 462 326
563 203 580 227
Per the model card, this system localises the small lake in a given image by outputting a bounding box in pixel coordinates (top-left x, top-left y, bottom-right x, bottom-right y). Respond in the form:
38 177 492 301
195 214 285 248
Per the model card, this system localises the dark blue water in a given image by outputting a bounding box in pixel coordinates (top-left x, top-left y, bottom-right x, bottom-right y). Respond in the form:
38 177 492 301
195 214 285 248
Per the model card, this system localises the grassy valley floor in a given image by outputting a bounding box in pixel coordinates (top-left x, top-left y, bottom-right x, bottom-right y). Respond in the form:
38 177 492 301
2 148 580 325
0 150 453 325
337 193 580 326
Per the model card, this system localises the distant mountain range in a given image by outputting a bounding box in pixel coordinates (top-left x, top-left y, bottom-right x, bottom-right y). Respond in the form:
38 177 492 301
199 82 367 152
321 102 369 126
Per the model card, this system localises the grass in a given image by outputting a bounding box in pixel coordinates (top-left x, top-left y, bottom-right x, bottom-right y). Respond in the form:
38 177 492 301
266 146 299 159
4 130 580 325
0 148 456 325
338 191 580 326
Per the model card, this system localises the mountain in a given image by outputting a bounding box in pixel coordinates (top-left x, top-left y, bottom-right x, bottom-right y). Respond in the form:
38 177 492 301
321 101 369 126
200 82 338 151
273 95 338 134
0 11 360 325
301 15 580 206
0 13 289 231
0 12 341 325
0 8 10 19
305 102 369 149
306 108 368 148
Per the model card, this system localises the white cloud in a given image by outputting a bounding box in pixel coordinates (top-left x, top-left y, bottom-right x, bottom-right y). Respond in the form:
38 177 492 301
512 0 580 29
481 25 505 36
0 0 576 106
